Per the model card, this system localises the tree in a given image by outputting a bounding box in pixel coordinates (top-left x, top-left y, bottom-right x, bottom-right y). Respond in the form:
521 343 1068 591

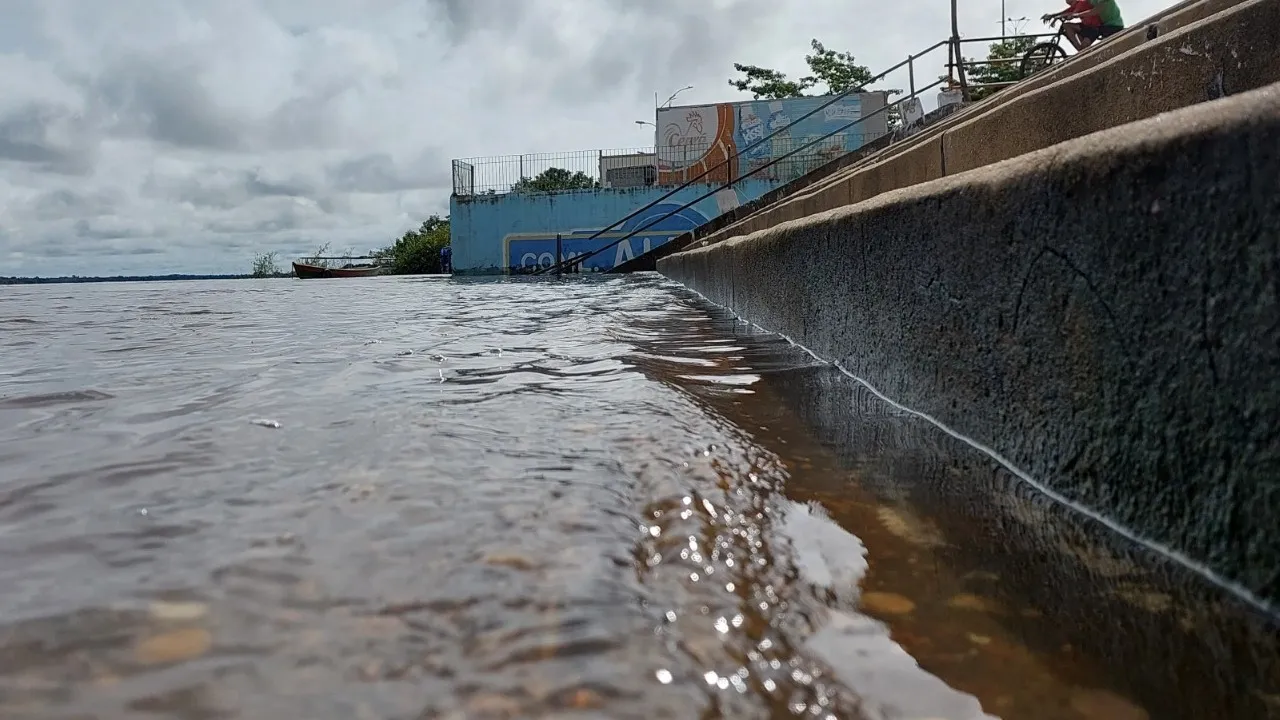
511 167 599 193
961 35 1038 100
730 40 874 98
301 242 332 269
251 251 280 278
375 214 451 275
729 39 902 128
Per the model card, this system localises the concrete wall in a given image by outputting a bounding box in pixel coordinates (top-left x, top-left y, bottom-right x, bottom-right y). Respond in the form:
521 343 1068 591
658 83 1280 607
745 348 1280 720
689 0 1278 252
448 179 779 274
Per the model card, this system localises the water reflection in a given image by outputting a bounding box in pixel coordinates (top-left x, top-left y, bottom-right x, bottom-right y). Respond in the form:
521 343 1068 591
633 284 1279 720
0 275 1274 719
765 362 1280 720
0 276 867 719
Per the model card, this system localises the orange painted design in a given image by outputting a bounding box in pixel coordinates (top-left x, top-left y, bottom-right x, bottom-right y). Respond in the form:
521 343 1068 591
658 104 739 186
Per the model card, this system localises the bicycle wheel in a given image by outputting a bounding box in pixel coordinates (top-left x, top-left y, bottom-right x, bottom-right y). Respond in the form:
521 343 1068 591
1020 42 1068 78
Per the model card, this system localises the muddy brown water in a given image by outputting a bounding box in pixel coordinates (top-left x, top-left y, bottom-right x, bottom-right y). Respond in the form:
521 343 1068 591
0 274 1275 720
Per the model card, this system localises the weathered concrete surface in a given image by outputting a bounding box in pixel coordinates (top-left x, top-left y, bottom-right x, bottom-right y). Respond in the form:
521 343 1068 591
658 82 1280 606
690 0 1274 252
750 355 1280 720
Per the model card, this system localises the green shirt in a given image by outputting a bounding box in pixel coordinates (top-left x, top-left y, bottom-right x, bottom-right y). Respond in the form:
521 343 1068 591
1094 0 1124 27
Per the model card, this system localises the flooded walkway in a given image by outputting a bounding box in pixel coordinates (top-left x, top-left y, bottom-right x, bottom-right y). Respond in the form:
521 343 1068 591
0 275 1275 719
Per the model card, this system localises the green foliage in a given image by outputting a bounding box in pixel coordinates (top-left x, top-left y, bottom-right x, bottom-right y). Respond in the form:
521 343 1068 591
511 167 600 193
251 251 280 278
729 39 902 128
964 35 1038 100
728 63 808 99
300 243 332 269
376 214 451 275
730 40 875 98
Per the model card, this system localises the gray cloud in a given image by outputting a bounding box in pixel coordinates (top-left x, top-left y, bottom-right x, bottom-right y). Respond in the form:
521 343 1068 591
87 55 246 151
245 171 319 200
0 0 1172 277
422 0 531 38
325 151 451 194
0 104 97 174
31 188 119 221
140 166 320 211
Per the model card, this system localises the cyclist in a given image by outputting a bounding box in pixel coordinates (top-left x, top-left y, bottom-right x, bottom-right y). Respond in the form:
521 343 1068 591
1043 0 1125 50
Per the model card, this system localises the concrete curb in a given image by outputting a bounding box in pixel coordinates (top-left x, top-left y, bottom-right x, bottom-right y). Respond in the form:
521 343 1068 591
659 82 1280 609
690 0 1278 253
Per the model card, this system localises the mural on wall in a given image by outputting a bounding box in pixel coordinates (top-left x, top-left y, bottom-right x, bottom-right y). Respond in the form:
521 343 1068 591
656 104 739 186
502 187 742 273
656 94 880 186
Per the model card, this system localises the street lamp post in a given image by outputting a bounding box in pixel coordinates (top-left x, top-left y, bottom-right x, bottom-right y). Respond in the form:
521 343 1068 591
636 120 658 152
952 0 969 100
660 85 693 108
635 120 660 181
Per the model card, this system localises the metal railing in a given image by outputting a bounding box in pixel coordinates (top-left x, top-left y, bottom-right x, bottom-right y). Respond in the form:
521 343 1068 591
528 28 1098 275
451 31 1070 199
527 34 983 276
945 32 1064 95
659 130 882 186
532 82 941 276
498 1 1193 275
451 160 474 196
453 130 882 197
451 147 653 195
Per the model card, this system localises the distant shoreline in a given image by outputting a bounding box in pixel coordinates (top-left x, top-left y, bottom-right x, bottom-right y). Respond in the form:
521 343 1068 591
0 273 294 285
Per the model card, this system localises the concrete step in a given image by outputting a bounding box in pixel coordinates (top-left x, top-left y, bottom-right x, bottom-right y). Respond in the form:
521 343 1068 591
687 0 1272 253
659 78 1280 612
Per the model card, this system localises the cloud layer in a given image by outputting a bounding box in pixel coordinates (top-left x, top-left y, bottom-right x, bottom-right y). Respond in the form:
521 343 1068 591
0 0 1167 276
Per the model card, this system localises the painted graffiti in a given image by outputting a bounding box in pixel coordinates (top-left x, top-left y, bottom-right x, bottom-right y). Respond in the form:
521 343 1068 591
504 201 712 272
506 233 665 272
655 94 879 185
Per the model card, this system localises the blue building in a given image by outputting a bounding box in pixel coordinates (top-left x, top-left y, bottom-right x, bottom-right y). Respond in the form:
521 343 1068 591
450 182 780 275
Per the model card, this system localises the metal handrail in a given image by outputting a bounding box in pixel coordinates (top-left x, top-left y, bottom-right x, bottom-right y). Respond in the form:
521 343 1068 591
960 32 1058 43
531 31 1047 276
522 46 947 276
535 77 945 276
509 0 1197 275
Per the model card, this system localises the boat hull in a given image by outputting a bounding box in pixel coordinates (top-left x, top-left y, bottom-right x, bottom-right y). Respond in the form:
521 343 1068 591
292 262 381 279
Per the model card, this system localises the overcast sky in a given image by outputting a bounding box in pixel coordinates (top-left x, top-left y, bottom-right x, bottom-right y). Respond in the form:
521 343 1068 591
0 0 1166 277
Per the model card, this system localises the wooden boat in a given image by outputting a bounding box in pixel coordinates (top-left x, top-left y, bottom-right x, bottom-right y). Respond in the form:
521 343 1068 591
292 260 382 279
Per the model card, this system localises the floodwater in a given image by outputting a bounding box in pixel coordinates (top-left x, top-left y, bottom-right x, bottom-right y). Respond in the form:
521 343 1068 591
0 274 1276 720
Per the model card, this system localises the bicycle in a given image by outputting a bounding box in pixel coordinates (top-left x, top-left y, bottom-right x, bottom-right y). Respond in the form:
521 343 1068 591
1019 16 1071 78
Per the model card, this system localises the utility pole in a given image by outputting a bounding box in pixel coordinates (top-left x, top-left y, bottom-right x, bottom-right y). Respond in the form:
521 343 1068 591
1002 0 1007 38
952 0 969 101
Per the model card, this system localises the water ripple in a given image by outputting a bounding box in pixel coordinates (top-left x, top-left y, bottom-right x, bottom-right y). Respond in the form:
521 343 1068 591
0 275 1272 720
